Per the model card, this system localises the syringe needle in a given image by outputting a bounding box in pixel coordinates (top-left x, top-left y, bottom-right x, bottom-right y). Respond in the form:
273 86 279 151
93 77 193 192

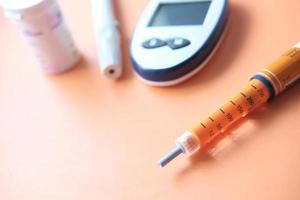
158 145 183 167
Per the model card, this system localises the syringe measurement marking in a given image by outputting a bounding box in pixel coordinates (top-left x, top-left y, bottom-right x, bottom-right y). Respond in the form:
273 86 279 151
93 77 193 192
251 84 257 89
210 100 246 138
216 123 223 131
205 82 268 141
219 109 225 114
230 99 244 114
226 113 233 122
240 83 268 114
240 92 255 110
240 92 247 98
247 96 254 106
251 83 265 98
210 85 262 139
209 129 215 137
237 105 244 114
257 89 265 97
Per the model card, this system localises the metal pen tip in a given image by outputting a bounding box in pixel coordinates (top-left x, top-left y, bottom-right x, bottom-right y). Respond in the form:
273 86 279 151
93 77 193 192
158 145 183 167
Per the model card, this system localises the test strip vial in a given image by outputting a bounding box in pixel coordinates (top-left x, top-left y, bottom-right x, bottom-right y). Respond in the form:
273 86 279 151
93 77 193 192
1 0 80 74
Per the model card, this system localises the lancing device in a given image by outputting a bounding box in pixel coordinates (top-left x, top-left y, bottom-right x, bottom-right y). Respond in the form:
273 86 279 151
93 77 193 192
159 42 300 167
91 0 122 79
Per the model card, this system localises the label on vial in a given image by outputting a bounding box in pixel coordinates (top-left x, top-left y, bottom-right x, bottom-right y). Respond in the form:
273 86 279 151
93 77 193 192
6 2 80 73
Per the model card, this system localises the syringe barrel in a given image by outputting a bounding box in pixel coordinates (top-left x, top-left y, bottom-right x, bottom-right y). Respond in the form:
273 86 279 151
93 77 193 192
177 43 300 156
177 79 270 155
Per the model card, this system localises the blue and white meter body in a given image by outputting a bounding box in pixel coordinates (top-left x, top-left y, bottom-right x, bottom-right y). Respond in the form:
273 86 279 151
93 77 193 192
130 0 229 86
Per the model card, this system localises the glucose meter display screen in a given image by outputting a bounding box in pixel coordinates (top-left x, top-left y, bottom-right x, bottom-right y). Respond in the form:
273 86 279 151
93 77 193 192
148 1 211 26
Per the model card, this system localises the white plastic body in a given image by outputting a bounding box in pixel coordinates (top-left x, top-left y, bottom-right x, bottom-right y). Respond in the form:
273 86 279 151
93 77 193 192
131 0 226 71
1 0 80 74
91 0 122 79
176 131 201 156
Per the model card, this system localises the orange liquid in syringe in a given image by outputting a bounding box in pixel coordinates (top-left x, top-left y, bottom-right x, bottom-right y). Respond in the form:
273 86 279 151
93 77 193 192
190 79 270 146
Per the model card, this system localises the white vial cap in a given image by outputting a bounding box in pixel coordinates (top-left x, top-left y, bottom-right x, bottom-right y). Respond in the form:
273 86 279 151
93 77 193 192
0 0 45 10
0 0 55 17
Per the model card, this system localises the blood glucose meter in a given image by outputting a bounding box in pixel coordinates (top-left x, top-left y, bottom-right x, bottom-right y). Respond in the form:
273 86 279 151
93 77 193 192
130 0 229 86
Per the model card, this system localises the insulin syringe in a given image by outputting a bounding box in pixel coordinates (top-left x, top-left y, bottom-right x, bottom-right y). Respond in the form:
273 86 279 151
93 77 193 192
159 42 300 167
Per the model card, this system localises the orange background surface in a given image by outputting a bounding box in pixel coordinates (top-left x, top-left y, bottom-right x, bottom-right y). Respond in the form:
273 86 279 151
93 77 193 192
1 0 300 199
